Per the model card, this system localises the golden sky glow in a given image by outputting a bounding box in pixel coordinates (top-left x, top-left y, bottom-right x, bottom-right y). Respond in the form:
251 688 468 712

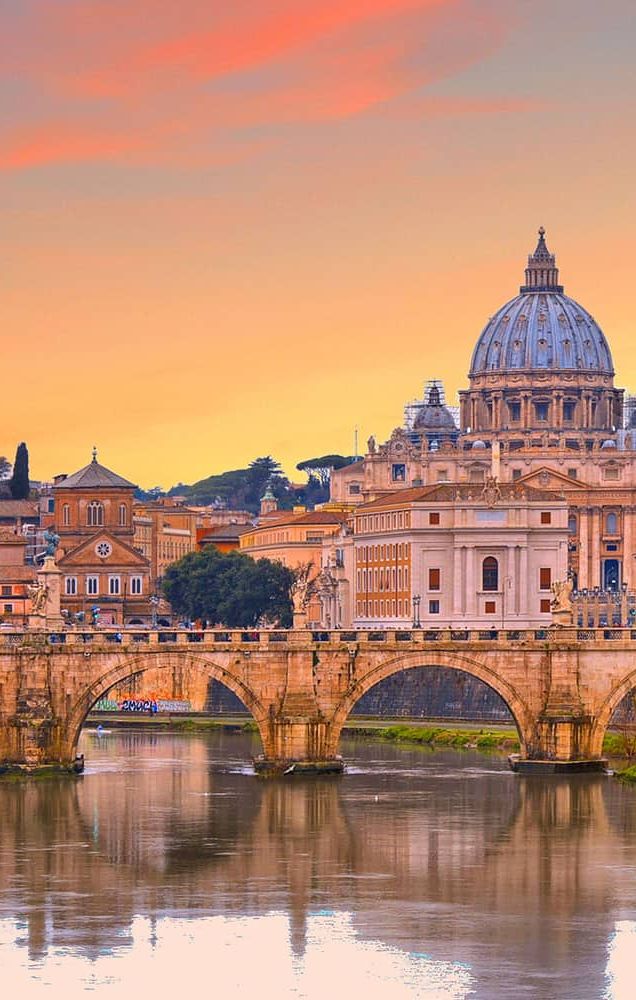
2 1 636 487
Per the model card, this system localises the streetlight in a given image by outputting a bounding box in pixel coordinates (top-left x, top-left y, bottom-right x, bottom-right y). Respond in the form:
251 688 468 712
412 594 421 629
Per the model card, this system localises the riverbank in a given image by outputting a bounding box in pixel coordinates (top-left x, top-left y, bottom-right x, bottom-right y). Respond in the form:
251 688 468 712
85 714 636 767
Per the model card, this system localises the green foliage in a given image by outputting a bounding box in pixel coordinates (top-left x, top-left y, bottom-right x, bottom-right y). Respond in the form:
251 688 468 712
161 547 294 628
168 456 295 512
0 456 10 479
296 454 357 490
349 724 520 752
615 765 636 783
9 443 29 500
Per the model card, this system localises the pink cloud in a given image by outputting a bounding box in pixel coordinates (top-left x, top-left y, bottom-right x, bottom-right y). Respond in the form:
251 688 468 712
0 0 525 171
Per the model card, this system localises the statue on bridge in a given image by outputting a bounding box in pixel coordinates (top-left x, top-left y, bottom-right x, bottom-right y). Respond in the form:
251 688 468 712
27 579 49 616
290 563 315 628
43 527 60 559
550 578 574 627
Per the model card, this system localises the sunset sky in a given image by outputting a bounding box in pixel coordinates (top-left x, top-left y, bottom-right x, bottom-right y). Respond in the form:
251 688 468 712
2 0 635 488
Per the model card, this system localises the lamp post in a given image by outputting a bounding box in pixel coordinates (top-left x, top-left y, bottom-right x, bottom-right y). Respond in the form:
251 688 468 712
412 594 421 629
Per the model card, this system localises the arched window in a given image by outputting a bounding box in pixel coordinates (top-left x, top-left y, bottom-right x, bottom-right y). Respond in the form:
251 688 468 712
87 501 104 527
119 503 127 526
482 557 499 592
606 512 618 535
62 504 70 526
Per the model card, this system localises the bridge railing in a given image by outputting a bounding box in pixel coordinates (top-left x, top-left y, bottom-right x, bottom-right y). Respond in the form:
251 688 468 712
3 626 636 647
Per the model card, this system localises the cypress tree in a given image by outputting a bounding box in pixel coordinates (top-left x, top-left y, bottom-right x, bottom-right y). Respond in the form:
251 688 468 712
9 442 30 500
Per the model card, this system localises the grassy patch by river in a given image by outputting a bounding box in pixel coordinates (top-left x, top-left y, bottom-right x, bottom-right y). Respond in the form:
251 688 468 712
344 724 520 752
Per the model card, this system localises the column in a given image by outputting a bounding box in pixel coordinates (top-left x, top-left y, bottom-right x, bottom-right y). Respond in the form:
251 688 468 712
519 546 528 622
591 508 601 588
578 509 589 590
452 545 463 619
466 547 477 618
623 506 633 590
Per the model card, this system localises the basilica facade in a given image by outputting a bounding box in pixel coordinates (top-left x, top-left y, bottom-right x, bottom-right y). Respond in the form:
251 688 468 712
327 230 636 627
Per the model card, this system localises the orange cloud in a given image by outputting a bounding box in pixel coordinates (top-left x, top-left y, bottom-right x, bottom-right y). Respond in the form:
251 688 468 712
0 0 522 170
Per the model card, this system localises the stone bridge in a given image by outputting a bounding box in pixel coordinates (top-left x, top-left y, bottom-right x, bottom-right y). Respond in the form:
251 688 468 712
2 625 636 773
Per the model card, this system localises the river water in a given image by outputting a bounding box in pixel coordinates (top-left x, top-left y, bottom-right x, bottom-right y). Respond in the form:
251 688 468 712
1 729 635 1000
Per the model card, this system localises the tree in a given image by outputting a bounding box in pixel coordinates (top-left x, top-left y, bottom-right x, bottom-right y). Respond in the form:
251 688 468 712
0 456 10 480
9 443 29 500
167 456 295 513
162 548 294 627
296 454 357 489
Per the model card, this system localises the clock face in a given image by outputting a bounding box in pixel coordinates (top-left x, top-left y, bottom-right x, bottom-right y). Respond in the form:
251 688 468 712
95 541 113 559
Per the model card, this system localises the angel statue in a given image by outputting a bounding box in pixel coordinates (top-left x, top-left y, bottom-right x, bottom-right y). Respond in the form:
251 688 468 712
43 527 60 558
290 562 315 614
27 579 49 615
550 578 574 614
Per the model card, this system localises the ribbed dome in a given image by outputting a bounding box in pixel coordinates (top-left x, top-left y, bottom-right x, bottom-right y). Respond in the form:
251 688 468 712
412 380 458 432
469 230 614 377
413 403 456 431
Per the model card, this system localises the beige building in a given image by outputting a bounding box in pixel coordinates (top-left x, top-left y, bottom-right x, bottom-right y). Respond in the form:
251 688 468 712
331 230 636 595
349 482 567 628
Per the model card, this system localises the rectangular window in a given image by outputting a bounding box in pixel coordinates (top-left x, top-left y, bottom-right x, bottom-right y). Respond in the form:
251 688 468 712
508 401 521 422
3 604 12 613
64 577 77 596
86 576 98 596
535 402 549 422
567 468 577 479
540 511 552 524
511 469 522 481
108 576 121 596
563 401 575 421
539 567 552 591
429 600 440 615
392 463 406 482
485 600 496 614
540 599 551 614
604 468 620 481
436 469 448 482
428 568 440 591
429 512 440 525
1 585 11 597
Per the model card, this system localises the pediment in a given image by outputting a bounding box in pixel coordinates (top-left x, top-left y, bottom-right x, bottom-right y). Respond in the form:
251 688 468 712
58 531 149 568
517 466 588 491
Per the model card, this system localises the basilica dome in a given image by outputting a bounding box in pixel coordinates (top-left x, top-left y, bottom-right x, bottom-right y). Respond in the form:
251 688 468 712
469 229 614 377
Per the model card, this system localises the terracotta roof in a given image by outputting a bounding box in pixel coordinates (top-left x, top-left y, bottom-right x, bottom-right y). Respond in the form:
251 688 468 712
55 457 135 491
0 565 37 582
245 510 347 532
201 524 246 541
358 482 563 510
0 500 39 517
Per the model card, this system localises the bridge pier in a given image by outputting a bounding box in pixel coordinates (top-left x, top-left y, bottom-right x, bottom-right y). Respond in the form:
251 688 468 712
255 717 344 776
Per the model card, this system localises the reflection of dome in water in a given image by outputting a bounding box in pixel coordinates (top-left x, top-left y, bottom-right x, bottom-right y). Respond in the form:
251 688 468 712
413 382 457 432
469 229 614 377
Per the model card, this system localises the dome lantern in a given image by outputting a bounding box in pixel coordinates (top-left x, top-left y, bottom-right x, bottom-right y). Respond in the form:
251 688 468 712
520 227 563 293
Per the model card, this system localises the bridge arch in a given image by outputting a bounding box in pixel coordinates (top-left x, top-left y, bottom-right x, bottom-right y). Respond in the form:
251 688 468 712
590 669 636 758
63 652 270 763
326 650 535 757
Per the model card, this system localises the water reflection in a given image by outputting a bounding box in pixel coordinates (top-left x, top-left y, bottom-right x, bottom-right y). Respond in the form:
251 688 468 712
0 729 635 999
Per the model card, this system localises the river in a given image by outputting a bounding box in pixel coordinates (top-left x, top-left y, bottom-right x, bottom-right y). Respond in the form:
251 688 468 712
1 728 635 999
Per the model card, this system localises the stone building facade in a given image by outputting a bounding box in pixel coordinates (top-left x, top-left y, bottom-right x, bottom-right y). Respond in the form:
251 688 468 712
50 451 151 625
330 230 636 596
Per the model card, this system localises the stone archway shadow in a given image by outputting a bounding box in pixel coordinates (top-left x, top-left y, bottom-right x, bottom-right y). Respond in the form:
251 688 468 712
63 652 270 763
325 650 536 759
590 667 636 758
